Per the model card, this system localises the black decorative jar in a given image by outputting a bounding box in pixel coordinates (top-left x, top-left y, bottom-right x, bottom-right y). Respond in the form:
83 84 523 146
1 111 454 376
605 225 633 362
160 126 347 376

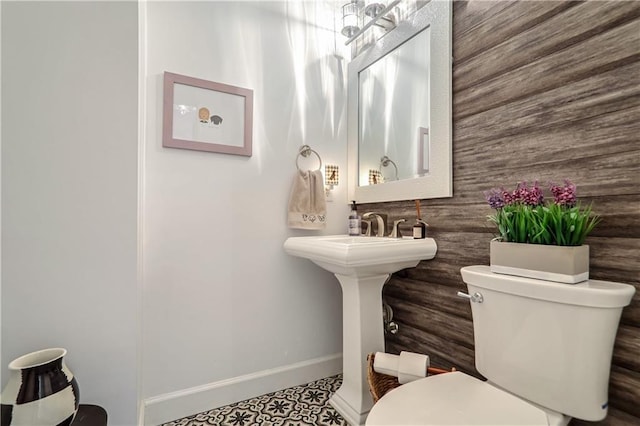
1 348 79 426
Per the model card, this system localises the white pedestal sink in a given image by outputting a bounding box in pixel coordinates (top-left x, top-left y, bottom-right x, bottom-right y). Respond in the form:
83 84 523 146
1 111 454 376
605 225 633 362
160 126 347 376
284 235 437 425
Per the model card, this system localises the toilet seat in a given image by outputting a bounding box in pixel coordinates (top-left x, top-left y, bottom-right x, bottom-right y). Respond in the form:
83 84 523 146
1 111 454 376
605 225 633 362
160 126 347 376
366 371 561 426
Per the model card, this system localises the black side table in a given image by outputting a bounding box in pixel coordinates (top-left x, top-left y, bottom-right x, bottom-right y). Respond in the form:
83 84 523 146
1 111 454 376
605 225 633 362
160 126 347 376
72 405 108 426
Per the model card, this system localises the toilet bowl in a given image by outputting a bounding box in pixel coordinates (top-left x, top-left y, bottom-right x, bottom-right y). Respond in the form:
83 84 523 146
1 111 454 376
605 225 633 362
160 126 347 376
366 371 569 425
365 265 635 426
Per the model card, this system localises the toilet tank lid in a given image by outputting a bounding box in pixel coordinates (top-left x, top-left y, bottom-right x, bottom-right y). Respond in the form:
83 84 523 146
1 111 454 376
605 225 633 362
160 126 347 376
460 265 635 308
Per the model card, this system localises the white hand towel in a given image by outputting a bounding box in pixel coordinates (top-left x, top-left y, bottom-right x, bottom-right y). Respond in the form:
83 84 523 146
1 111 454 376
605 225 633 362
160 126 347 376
287 170 327 230
398 351 429 384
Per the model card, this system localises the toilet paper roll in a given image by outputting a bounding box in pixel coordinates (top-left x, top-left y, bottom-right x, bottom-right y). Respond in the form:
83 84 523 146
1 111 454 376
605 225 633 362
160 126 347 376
373 352 399 377
397 351 430 384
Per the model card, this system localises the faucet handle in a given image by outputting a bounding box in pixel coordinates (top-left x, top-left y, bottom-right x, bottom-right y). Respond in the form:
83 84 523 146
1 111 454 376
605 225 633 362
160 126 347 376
391 219 406 238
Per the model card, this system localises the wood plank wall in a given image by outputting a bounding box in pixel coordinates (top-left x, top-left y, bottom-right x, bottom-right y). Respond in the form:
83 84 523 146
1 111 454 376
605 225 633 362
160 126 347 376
359 2 640 424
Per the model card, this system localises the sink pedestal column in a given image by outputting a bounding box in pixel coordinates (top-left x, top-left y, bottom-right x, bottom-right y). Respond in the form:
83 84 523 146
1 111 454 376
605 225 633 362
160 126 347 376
329 273 388 426
283 236 437 424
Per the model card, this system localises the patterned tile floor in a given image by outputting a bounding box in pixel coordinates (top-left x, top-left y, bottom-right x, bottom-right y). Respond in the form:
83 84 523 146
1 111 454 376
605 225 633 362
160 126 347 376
161 375 347 426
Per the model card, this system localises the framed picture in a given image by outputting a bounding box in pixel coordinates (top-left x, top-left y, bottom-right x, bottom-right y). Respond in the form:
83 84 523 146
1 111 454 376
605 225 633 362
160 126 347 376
163 72 253 156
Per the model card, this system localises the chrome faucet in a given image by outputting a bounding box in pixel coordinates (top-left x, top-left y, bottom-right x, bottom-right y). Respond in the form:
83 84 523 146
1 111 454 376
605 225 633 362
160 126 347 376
362 219 373 236
362 212 387 237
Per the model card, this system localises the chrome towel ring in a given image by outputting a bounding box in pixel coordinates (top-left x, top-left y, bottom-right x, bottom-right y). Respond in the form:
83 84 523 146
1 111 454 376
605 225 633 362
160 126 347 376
296 145 322 171
380 155 398 181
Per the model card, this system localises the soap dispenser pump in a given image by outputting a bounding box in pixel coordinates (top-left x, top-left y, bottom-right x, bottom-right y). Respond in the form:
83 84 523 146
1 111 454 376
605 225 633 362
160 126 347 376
348 201 361 236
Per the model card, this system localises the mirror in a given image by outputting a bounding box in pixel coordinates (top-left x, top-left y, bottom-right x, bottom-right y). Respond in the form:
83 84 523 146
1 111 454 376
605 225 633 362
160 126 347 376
359 27 429 184
347 1 452 203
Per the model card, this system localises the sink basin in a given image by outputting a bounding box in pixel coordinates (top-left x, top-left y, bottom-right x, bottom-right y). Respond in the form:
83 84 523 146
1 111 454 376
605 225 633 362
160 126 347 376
284 234 438 425
284 235 437 277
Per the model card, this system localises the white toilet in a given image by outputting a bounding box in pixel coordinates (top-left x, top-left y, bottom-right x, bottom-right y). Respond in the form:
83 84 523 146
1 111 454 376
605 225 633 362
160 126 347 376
366 265 636 426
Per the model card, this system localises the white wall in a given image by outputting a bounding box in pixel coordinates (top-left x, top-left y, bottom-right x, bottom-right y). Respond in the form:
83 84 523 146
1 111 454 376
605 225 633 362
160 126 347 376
142 0 349 419
1 2 139 425
2 1 350 423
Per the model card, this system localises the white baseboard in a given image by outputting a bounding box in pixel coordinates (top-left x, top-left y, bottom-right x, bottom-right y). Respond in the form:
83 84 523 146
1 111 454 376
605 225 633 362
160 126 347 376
141 353 343 426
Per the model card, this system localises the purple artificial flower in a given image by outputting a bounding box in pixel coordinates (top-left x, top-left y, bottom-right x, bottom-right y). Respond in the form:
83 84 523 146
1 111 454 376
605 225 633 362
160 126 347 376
501 188 515 205
550 179 577 207
484 188 505 209
512 182 528 203
510 181 544 206
523 181 544 206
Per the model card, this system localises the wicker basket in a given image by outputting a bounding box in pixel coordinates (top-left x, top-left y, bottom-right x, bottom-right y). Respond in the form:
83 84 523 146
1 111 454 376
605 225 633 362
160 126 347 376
367 352 456 403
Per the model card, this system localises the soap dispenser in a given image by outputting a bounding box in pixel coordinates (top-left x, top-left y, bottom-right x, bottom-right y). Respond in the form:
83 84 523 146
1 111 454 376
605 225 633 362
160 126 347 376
348 201 362 236
413 200 428 239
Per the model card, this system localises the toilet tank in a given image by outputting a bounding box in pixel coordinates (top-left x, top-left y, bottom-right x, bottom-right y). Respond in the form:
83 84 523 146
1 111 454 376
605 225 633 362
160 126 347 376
460 265 635 422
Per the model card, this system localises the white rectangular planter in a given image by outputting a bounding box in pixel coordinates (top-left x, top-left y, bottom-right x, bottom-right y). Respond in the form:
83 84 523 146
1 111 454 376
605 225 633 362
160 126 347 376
490 241 589 284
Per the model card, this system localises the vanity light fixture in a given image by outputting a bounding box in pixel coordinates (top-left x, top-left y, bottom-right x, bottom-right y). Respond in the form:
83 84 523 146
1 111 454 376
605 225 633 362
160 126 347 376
342 0 400 45
341 0 361 38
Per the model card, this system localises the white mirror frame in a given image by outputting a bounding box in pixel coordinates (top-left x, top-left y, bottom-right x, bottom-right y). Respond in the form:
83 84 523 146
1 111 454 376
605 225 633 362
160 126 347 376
348 0 452 203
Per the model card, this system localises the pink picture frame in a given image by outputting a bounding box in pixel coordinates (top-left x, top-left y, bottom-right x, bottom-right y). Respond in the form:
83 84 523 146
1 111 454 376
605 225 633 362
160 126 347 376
163 72 253 156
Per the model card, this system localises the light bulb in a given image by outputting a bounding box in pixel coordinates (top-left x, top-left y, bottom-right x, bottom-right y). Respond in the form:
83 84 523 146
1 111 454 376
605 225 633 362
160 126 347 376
341 1 360 38
364 0 385 17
